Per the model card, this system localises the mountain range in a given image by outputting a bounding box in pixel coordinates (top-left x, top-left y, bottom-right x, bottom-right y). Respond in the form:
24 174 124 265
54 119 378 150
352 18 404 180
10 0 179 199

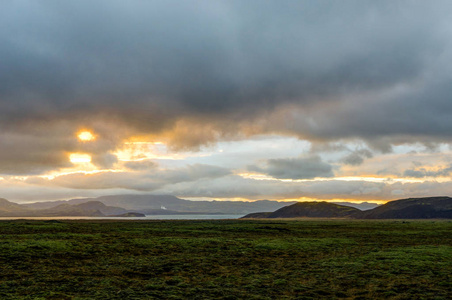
0 195 450 218
22 195 298 215
0 195 379 217
23 195 378 212
0 198 144 217
242 197 452 219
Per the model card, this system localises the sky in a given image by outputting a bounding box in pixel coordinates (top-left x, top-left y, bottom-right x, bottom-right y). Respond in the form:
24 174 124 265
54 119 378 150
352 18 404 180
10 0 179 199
1 0 452 203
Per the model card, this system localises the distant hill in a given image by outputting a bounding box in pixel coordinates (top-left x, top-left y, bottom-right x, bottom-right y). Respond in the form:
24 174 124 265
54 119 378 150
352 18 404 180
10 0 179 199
38 201 128 217
0 199 135 217
242 197 452 219
23 198 98 210
39 203 105 217
0 198 31 216
241 212 272 218
92 195 299 214
355 196 452 219
25 195 297 215
75 201 127 216
23 195 188 211
242 202 360 218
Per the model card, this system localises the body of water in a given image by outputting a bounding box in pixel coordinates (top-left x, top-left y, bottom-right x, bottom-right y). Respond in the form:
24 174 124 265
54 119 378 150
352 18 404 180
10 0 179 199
0 214 244 220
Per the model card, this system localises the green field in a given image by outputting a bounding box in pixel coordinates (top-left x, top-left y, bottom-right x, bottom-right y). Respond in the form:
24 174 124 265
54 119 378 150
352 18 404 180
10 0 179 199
0 219 451 299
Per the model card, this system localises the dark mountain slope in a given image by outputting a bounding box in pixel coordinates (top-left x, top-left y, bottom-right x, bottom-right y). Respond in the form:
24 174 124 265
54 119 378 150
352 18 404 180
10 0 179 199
355 196 452 219
243 202 360 218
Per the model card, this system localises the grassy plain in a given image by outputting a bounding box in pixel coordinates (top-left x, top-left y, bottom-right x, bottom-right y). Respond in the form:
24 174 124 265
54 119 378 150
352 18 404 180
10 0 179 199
0 219 451 299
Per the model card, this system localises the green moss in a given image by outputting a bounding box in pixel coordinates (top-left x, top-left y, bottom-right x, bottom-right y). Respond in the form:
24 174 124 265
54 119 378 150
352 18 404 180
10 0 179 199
0 219 450 299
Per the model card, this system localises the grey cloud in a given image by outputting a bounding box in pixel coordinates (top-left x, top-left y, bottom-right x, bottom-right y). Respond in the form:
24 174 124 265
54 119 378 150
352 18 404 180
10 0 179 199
381 181 452 199
0 131 73 175
403 170 426 178
124 160 158 171
342 149 373 166
32 171 154 191
167 175 452 201
11 168 452 201
300 180 384 198
163 175 297 199
309 80 452 145
155 164 231 183
39 163 231 191
91 153 118 169
0 177 136 202
403 165 452 178
248 155 334 179
160 174 444 201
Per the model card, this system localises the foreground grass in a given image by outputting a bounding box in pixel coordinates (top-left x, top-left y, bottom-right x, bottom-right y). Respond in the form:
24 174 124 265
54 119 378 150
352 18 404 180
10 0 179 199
0 219 451 299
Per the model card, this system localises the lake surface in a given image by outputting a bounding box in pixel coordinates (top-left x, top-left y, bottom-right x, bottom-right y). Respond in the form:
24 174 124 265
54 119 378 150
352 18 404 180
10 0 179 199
0 214 244 220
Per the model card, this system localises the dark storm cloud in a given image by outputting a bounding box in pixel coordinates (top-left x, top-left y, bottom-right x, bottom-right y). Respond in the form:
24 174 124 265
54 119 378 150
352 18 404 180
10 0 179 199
1 1 448 118
2 1 452 172
248 155 334 180
305 80 452 145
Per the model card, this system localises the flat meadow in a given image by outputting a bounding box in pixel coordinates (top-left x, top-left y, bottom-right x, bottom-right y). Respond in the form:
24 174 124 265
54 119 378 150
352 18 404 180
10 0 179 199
0 219 451 299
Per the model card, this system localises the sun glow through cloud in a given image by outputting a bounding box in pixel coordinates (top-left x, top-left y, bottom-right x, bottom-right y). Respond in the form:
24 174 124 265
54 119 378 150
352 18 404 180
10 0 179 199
77 131 96 142
69 153 92 164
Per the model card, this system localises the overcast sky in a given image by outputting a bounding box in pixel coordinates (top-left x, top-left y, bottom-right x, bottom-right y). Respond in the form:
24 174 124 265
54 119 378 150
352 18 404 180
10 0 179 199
1 1 452 203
